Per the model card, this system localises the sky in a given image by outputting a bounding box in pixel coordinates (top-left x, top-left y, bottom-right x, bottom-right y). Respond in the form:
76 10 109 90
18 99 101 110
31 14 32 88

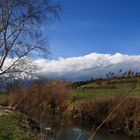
44 0 140 59
33 0 140 81
4 0 140 81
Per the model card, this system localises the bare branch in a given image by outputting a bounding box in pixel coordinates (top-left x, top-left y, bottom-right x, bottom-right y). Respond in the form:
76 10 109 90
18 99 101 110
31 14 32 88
0 46 36 75
0 0 60 77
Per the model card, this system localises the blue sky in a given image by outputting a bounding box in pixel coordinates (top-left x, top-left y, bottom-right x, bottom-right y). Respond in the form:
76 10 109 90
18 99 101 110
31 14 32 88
45 0 140 59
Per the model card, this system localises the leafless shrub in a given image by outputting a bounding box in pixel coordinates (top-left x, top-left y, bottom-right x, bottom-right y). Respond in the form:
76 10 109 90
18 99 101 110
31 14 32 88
6 79 72 118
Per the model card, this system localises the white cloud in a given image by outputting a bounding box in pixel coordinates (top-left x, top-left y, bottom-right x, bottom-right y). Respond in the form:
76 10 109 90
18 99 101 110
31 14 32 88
32 52 140 81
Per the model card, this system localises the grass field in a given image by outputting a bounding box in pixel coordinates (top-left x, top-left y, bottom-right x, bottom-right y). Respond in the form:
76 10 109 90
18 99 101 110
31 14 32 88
74 80 140 99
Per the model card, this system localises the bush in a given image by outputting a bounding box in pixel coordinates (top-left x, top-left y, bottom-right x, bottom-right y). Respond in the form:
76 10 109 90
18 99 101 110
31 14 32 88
6 80 72 119
106 96 140 136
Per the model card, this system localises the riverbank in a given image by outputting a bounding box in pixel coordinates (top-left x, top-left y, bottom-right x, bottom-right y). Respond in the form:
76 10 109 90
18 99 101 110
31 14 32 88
0 78 140 139
67 96 140 137
0 107 34 140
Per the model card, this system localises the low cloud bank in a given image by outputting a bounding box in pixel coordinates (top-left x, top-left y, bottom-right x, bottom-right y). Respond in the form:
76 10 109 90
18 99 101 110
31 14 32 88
32 52 140 81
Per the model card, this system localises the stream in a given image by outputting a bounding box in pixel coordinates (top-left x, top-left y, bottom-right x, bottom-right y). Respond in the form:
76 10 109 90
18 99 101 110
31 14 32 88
43 120 138 140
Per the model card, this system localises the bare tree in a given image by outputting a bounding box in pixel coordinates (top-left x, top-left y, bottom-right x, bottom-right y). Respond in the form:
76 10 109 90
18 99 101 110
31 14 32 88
0 0 60 76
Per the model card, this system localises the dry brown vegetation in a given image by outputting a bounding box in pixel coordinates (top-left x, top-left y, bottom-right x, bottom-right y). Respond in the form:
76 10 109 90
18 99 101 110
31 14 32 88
3 74 140 138
107 96 140 136
6 80 72 123
68 95 140 137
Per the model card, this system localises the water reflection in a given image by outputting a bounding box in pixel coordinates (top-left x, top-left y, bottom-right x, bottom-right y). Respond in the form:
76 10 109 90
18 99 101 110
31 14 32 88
43 120 137 140
60 127 136 140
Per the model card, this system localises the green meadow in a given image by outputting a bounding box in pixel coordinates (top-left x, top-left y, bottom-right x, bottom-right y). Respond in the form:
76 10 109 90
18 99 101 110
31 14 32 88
74 80 140 99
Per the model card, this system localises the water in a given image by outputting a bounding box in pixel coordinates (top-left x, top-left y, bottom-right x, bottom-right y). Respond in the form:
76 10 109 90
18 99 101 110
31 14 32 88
44 120 138 140
60 127 137 140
